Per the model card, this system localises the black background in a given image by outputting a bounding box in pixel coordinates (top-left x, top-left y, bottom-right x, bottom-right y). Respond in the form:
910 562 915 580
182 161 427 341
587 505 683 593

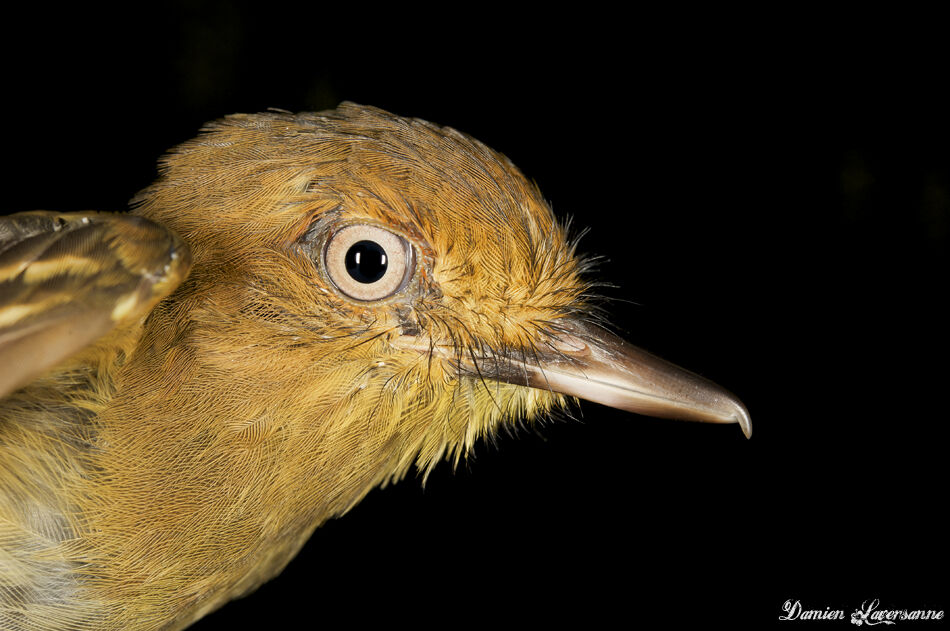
3 5 946 628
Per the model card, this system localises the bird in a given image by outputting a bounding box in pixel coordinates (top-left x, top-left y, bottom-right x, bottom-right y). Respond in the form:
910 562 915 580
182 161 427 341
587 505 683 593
0 102 751 630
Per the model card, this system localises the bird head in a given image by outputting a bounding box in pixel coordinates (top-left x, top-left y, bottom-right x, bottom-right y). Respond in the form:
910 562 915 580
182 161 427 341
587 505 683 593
120 102 748 581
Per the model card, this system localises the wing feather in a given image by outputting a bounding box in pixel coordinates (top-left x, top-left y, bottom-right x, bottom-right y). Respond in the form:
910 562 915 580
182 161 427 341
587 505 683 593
0 211 191 398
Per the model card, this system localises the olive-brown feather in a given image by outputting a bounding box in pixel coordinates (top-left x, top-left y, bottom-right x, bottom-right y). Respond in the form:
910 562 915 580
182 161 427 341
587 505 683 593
1 103 591 630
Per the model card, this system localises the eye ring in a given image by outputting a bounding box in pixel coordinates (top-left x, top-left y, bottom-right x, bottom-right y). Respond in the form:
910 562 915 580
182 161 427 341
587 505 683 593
324 224 414 301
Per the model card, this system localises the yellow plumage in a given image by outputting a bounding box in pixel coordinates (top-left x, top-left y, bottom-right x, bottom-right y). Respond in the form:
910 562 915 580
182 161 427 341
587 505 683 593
0 103 749 630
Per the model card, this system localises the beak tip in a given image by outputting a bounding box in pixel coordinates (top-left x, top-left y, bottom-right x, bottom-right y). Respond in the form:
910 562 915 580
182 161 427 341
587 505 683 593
734 402 753 439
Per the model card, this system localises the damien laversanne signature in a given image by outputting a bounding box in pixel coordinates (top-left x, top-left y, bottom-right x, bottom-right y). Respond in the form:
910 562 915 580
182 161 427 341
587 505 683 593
780 599 945 624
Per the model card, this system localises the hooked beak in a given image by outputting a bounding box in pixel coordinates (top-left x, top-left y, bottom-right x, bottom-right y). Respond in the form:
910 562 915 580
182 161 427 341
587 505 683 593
395 319 751 438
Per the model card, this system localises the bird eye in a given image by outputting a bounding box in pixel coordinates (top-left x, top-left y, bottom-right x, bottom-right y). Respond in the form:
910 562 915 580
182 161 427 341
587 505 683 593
324 224 413 301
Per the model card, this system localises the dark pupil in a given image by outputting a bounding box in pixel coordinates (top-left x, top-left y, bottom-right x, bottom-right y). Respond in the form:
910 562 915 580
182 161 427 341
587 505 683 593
345 240 388 283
